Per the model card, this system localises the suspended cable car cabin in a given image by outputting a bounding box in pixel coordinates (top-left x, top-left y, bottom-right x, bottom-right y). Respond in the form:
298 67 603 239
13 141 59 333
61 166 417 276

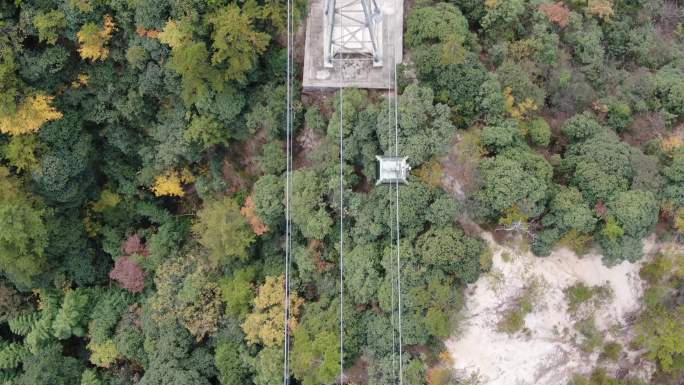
375 156 410 185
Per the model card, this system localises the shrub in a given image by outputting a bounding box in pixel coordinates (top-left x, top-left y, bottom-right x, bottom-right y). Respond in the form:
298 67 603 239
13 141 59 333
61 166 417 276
564 282 612 313
600 342 622 361
304 106 326 135
497 280 542 334
606 100 632 132
575 317 604 353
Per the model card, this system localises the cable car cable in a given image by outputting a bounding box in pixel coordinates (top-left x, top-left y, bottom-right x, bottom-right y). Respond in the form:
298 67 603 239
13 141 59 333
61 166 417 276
283 0 293 384
393 37 404 385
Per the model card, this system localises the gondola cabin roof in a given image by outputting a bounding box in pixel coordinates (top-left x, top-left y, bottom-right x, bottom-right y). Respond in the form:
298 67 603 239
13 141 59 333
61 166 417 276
376 156 410 185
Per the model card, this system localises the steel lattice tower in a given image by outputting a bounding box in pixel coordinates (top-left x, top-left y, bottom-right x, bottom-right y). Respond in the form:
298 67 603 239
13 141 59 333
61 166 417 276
323 0 383 67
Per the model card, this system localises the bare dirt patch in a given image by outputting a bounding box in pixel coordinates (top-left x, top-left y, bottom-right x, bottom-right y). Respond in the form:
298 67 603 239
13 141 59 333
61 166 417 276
294 120 324 169
440 129 483 200
446 233 662 385
234 129 268 177
621 113 669 148
221 158 251 194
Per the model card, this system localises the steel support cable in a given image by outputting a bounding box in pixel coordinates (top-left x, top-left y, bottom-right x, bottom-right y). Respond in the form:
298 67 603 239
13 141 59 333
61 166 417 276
283 0 293 384
393 38 404 385
387 38 398 384
338 2 345 383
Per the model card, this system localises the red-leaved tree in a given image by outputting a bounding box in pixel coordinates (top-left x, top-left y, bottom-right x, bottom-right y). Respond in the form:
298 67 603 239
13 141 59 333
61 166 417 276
109 257 146 293
539 2 570 27
121 234 148 257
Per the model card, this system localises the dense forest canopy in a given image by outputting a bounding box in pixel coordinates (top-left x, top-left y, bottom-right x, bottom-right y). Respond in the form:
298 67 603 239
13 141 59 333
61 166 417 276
0 0 682 384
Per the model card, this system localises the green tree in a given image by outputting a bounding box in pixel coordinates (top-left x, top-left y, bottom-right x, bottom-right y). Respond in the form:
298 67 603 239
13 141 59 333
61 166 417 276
345 243 382 304
376 85 456 165
0 342 30 370
195 87 246 127
258 141 286 175
471 147 553 222
253 174 285 226
655 67 684 119
569 368 646 385
562 130 634 205
606 100 632 132
193 197 255 266
427 194 461 227
15 344 83 385
215 341 250 385
481 0 526 41
88 289 132 344
496 60 546 107
291 302 341 385
2 134 44 173
250 346 282 385
137 322 212 385
33 10 66 45
405 2 477 66
528 117 551 147
543 186 597 235
635 252 684 373
564 19 605 81
52 289 90 339
33 113 95 208
415 226 485 284
598 234 644 265
207 5 270 83
246 82 303 141
114 311 147 366
481 119 524 152
158 20 221 106
405 3 489 125
218 267 256 318
292 170 332 240
0 28 23 118
562 112 602 142
305 106 326 135
80 369 102 385
664 152 684 184
0 167 49 288
608 190 659 239
149 256 223 341
664 152 684 207
184 115 224 149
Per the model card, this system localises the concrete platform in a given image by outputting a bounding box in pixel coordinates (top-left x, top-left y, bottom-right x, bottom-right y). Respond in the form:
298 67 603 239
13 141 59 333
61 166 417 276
303 0 404 90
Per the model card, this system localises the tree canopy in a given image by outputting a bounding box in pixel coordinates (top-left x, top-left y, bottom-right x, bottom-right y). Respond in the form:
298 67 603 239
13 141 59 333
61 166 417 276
0 0 681 383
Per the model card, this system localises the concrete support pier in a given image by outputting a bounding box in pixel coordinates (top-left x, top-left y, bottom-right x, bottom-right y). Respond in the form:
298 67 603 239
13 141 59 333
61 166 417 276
303 0 404 90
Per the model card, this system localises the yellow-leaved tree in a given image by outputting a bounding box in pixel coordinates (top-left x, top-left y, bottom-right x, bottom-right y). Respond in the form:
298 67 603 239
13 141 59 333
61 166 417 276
503 86 537 121
661 136 683 158
151 169 194 197
674 207 684 235
77 15 116 61
242 275 303 347
157 20 193 49
0 94 62 135
87 339 118 368
587 0 614 21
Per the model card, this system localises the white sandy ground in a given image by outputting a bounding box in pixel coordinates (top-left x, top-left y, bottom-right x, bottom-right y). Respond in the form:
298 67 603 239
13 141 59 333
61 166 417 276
446 232 661 385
